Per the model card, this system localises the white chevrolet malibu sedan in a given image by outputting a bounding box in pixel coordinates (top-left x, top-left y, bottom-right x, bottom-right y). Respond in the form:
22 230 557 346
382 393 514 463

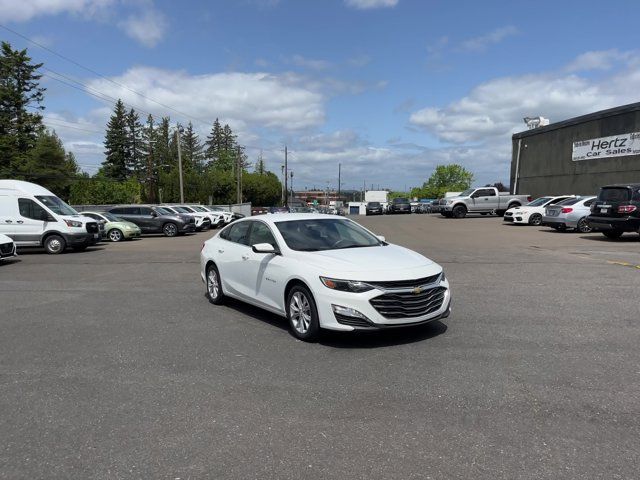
200 214 451 341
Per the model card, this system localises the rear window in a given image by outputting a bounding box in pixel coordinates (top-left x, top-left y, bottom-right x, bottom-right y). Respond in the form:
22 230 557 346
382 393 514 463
368 202 380 207
393 198 409 203
599 188 631 202
556 198 581 206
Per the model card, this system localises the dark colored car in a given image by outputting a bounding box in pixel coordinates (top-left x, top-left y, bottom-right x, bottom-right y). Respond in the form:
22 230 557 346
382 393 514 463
365 202 383 215
388 197 412 214
107 205 196 237
587 184 640 239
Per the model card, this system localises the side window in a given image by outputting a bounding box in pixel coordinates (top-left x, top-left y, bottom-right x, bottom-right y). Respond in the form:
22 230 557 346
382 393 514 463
249 222 277 247
633 189 640 202
485 189 496 197
18 198 48 221
584 198 595 207
219 226 230 240
139 207 152 215
110 208 123 214
84 213 100 220
226 222 251 245
125 207 140 215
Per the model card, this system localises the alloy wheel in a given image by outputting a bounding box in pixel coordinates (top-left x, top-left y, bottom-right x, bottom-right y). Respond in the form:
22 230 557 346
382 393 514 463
207 268 220 300
289 291 311 334
109 229 123 242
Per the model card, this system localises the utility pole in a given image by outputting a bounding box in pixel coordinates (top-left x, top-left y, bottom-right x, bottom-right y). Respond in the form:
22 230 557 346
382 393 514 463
175 127 184 203
280 165 285 205
290 171 294 200
236 146 242 204
338 163 341 201
284 145 288 208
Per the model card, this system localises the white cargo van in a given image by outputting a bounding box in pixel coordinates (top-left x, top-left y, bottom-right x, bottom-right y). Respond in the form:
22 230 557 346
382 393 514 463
0 180 100 254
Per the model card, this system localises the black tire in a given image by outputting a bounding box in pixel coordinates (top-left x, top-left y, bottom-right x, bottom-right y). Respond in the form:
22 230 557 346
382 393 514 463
602 230 623 239
495 210 505 217
529 213 543 226
44 234 66 254
480 212 487 215
205 264 225 305
452 205 467 219
286 284 320 342
576 217 592 233
108 228 124 242
163 222 178 237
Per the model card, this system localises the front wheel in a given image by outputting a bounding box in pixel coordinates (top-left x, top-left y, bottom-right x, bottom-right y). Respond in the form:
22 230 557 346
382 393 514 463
495 210 505 217
44 234 66 254
286 285 320 342
163 222 178 237
452 205 467 218
206 264 225 305
108 229 124 242
602 230 623 239
576 217 592 233
529 213 543 226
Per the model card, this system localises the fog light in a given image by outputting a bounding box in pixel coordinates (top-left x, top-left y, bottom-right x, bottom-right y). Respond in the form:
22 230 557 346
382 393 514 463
332 304 368 319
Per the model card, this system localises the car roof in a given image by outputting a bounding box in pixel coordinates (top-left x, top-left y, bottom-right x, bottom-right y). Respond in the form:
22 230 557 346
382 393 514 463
242 213 350 225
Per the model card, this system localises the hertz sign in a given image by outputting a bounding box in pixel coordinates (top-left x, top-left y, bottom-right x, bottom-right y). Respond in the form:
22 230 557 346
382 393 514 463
572 132 640 161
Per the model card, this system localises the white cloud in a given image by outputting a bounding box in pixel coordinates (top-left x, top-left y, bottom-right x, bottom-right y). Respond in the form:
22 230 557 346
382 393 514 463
458 26 518 52
118 6 167 47
565 49 633 72
290 54 332 71
87 67 325 131
0 0 113 22
344 0 398 10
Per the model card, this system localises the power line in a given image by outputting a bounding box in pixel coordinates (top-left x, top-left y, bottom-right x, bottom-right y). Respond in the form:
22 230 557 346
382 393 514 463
43 121 103 134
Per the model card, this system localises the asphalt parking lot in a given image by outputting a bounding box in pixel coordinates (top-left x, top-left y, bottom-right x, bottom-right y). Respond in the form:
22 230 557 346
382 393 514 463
1 215 639 480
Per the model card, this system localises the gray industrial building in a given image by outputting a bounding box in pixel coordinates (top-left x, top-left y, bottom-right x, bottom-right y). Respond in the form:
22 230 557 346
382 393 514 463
510 102 640 198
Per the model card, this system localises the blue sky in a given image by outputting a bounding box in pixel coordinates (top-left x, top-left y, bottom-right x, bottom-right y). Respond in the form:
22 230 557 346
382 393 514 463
1 0 639 191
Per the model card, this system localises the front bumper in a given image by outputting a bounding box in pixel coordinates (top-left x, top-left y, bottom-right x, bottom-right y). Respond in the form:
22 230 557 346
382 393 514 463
587 215 640 232
62 232 99 247
314 279 452 331
0 241 17 258
504 212 528 223
123 228 142 239
180 223 196 233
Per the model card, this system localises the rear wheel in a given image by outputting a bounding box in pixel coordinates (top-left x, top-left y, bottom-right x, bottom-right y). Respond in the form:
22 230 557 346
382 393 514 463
495 210 505 217
576 217 592 233
206 264 225 305
529 213 543 226
602 230 623 239
44 234 66 254
286 285 320 342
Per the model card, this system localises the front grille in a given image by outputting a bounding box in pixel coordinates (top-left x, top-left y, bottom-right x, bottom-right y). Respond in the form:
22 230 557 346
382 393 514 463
505 211 513 217
334 313 375 328
0 242 14 254
370 286 446 319
367 274 441 290
189 218 195 223
86 222 99 234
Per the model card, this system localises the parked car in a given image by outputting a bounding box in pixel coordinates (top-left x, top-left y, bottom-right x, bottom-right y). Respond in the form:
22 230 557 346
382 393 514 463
268 206 290 214
81 211 142 242
107 205 195 237
542 196 597 233
200 214 451 341
0 233 17 260
0 180 100 254
163 205 211 231
365 202 383 215
504 195 575 225
440 187 531 218
388 197 412 214
188 205 225 228
206 206 235 224
587 183 640 239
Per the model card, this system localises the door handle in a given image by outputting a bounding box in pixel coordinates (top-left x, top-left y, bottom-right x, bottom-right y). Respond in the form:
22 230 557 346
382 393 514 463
5 220 12 223
218 249 224 253
16 220 23 224
242 255 249 260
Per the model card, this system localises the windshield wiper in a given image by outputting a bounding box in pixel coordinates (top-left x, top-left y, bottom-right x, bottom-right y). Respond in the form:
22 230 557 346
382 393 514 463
335 244 377 250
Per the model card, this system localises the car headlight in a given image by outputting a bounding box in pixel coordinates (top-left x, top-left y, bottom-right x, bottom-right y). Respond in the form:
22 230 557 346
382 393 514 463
320 277 373 293
64 219 83 228
125 225 132 230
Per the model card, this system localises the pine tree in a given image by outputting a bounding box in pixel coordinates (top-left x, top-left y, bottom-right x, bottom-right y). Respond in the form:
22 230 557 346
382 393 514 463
141 114 158 202
156 116 172 173
254 151 266 175
126 108 143 179
101 99 129 181
0 41 45 176
24 130 78 198
204 118 223 166
181 121 203 173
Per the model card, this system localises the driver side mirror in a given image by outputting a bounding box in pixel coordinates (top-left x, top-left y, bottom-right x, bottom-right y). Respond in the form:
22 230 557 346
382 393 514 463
150 211 158 217
252 243 277 254
376 235 386 242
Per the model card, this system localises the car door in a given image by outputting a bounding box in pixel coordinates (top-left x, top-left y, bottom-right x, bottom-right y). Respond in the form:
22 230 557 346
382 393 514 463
13 198 54 245
216 221 253 298
471 189 493 211
241 221 288 311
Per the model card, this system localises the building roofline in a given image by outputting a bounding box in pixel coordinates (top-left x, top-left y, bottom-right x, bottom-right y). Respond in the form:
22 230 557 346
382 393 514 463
512 102 640 140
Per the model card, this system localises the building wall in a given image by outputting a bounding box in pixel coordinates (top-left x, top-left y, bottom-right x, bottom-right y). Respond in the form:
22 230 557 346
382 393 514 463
510 107 640 198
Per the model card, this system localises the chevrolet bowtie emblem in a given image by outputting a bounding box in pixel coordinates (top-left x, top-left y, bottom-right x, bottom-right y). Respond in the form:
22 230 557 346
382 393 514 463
412 286 423 294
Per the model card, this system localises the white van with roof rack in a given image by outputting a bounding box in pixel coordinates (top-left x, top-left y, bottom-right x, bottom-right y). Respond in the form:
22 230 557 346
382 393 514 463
0 180 100 254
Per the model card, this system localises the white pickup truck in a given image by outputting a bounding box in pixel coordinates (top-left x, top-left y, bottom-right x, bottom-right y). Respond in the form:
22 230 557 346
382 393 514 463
439 187 531 218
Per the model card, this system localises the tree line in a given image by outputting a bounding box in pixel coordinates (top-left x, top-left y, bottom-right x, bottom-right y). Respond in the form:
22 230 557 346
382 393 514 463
0 41 282 206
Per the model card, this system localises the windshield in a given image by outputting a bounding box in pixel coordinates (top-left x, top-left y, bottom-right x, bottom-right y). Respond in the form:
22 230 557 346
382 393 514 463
155 207 173 215
599 187 631 202
35 195 78 215
275 218 382 251
180 206 195 212
459 189 474 197
190 206 206 212
393 198 409 203
170 206 189 213
368 202 380 207
555 197 581 206
100 212 120 222
526 196 553 207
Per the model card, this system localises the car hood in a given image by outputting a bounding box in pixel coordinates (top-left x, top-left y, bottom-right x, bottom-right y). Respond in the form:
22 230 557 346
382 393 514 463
293 244 438 279
0 233 13 243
